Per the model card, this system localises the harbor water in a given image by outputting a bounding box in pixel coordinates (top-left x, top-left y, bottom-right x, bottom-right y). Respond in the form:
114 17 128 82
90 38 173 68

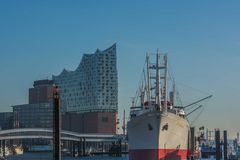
6 153 128 160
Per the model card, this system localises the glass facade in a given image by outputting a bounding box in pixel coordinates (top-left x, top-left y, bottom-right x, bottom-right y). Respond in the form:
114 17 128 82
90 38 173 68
0 112 13 130
12 103 53 128
53 44 118 113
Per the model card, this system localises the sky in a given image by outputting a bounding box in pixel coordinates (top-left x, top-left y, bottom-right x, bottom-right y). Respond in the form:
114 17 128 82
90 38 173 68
0 0 240 138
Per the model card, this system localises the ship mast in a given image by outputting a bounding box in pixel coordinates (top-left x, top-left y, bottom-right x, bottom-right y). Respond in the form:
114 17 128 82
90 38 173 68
146 53 151 103
156 50 161 110
122 109 126 135
172 79 176 106
145 51 168 112
163 54 168 112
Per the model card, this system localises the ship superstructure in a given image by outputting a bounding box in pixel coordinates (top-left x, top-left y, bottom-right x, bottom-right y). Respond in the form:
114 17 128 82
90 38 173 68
127 52 190 160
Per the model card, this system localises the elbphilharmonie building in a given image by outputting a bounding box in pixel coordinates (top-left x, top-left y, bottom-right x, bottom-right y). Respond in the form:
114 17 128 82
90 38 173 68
53 44 118 114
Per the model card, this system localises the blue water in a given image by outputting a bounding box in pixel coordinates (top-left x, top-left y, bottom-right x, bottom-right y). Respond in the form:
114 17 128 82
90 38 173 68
6 153 128 160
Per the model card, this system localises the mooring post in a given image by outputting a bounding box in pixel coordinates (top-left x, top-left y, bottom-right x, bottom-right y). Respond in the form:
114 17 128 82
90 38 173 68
190 127 195 154
3 140 5 158
118 138 122 157
223 130 228 160
53 85 61 160
215 129 221 160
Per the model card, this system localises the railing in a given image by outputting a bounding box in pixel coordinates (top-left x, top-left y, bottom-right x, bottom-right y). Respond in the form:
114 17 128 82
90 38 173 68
0 128 125 141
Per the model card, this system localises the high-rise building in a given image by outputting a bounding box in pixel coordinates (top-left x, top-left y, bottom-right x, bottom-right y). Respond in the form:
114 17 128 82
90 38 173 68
12 79 54 129
53 44 118 113
29 79 54 104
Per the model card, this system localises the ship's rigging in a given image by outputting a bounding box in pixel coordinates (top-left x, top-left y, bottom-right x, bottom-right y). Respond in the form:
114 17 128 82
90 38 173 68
131 52 212 121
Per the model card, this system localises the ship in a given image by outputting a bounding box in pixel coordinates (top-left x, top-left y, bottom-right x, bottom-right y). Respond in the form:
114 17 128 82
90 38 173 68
127 52 190 160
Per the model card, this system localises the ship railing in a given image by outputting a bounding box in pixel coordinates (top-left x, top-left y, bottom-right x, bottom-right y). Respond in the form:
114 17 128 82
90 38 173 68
130 105 156 118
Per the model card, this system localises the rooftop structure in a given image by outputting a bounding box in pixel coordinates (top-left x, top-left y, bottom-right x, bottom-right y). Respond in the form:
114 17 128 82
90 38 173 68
29 79 54 104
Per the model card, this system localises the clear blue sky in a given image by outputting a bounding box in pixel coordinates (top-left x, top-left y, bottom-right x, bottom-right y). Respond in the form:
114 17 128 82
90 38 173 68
0 1 240 137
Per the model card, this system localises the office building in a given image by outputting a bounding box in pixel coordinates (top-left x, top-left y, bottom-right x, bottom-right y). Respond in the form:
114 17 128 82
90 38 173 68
12 79 54 128
12 103 53 128
0 112 13 130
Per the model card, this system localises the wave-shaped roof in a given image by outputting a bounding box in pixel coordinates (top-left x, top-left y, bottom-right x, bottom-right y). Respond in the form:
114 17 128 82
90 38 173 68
53 43 116 78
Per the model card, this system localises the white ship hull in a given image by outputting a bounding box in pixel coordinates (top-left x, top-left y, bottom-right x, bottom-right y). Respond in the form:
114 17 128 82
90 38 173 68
128 111 190 160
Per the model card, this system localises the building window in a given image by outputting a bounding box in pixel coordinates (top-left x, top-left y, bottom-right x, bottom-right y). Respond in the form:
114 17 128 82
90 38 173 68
101 117 108 123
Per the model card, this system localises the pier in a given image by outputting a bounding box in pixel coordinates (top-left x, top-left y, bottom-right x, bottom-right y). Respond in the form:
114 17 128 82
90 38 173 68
0 128 127 158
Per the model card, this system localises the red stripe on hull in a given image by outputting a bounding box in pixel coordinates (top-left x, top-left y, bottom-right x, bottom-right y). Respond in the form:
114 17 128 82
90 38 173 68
129 149 190 160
